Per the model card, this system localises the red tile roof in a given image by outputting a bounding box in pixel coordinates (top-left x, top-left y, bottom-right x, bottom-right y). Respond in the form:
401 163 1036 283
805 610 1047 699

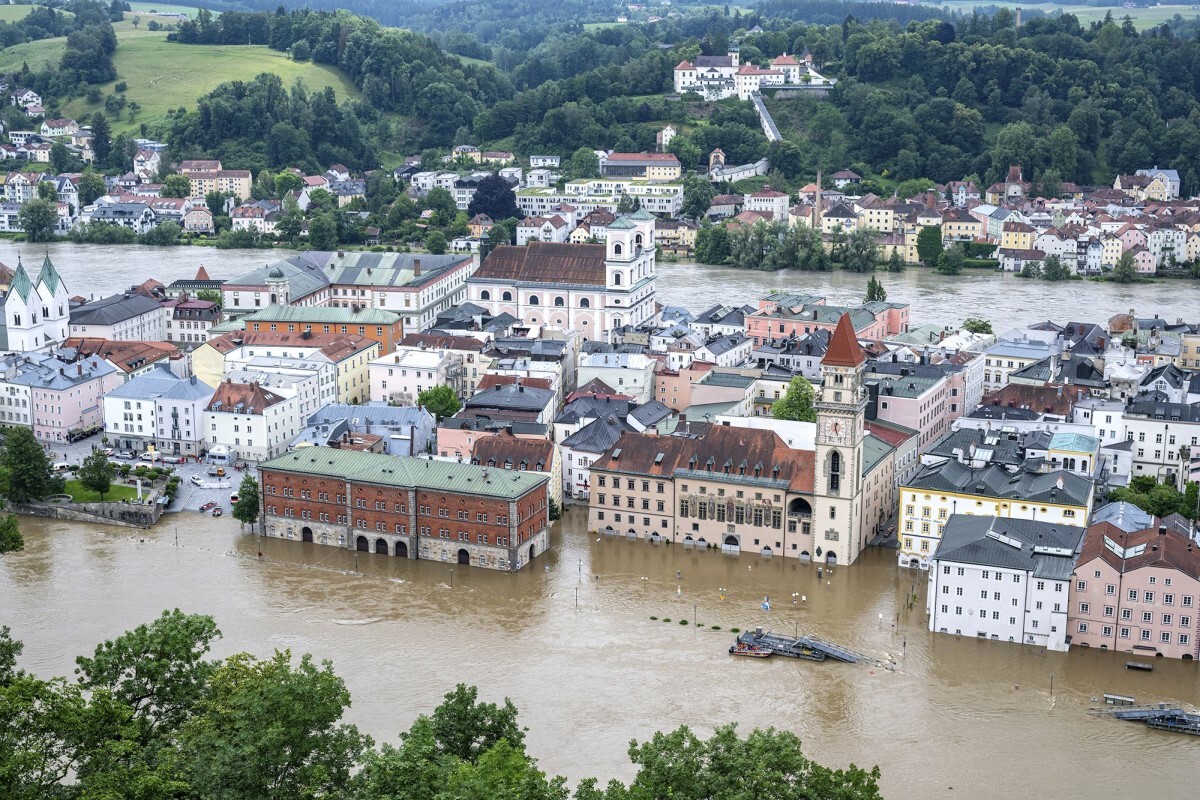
822 313 865 367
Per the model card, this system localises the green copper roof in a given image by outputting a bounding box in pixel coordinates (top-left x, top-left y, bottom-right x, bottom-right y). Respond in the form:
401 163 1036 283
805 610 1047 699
260 447 547 500
244 305 401 325
36 253 60 295
608 217 636 230
8 258 33 302
628 208 655 221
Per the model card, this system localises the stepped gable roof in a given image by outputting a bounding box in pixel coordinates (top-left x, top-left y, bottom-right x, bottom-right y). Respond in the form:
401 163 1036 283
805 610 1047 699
472 241 607 287
822 313 865 368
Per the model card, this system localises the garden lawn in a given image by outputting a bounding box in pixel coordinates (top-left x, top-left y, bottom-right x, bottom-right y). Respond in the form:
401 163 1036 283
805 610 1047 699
64 479 140 503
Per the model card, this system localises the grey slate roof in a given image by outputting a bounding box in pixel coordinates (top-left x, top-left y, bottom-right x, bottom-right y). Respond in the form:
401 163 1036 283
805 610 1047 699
905 459 1093 507
1091 501 1154 533
629 400 671 428
106 365 213 401
932 515 1086 580
555 395 632 426
925 427 1024 467
307 401 433 430
465 383 554 412
561 415 632 453
69 293 162 326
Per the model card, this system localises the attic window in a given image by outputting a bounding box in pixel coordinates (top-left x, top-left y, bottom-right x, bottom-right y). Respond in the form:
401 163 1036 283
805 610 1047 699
654 452 664 464
611 448 622 460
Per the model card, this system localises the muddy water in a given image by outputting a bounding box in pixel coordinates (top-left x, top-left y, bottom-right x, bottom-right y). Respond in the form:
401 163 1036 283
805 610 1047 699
3 512 1198 799
3 241 1198 328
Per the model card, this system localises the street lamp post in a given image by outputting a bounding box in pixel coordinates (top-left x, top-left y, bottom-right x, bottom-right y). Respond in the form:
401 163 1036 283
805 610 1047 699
578 557 582 582
450 568 454 588
1049 672 1055 696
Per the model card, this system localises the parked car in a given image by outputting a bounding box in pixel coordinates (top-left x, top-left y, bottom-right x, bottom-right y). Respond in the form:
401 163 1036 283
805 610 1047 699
229 493 240 505
138 452 159 462
116 451 135 460
189 475 204 487
161 455 184 464
52 462 73 473
99 447 114 456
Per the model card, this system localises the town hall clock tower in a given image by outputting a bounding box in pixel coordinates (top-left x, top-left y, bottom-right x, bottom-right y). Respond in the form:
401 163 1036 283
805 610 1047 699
813 313 868 565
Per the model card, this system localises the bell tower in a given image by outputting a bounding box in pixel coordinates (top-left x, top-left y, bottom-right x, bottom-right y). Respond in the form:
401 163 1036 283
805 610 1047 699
813 313 867 566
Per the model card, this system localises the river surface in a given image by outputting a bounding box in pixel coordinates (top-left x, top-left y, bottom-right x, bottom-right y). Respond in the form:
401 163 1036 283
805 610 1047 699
3 513 1198 799
3 241 1199 328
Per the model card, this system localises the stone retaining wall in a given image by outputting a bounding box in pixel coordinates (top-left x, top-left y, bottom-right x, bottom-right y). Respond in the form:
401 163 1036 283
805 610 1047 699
15 500 162 528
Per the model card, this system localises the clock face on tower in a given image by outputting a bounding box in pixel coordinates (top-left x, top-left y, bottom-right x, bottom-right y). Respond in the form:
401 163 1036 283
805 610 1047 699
819 417 850 445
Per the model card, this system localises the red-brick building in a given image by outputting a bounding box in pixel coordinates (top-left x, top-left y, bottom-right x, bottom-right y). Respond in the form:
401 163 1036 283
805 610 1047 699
259 447 550 571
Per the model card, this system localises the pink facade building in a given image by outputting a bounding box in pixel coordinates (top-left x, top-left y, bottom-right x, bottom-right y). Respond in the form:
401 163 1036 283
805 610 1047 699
18 354 123 442
745 293 909 347
1069 520 1200 660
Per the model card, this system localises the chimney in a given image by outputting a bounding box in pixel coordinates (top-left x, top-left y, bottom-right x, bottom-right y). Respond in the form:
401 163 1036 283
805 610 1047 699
1159 524 1167 536
413 258 421 277
76 363 82 376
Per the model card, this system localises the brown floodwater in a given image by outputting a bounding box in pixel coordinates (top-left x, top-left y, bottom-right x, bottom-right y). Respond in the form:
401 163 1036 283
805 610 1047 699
2 511 1198 799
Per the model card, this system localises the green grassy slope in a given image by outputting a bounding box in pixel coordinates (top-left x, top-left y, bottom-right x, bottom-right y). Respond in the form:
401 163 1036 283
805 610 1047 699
63 37 362 131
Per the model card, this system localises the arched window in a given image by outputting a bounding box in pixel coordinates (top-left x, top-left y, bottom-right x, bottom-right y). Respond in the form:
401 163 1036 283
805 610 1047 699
580 298 590 308
554 296 564 307
828 450 841 494
613 273 622 285
635 233 644 247
613 243 623 255
480 290 491 301
529 295 539 305
502 291 513 302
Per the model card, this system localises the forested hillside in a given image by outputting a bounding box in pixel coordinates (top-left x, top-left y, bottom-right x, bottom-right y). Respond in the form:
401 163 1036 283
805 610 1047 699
126 0 1200 194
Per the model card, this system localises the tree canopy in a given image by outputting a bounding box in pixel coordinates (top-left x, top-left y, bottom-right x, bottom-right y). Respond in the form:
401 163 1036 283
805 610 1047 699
772 377 818 422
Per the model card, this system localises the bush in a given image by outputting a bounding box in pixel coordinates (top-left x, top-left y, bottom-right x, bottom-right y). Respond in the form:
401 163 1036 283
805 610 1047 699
663 618 671 623
963 258 1000 269
730 627 741 633
711 625 721 630
679 619 688 625
649 616 658 620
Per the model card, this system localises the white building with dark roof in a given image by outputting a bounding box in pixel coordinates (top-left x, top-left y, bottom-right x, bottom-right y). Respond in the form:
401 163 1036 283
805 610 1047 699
68 292 166 342
927 515 1086 651
467 212 657 339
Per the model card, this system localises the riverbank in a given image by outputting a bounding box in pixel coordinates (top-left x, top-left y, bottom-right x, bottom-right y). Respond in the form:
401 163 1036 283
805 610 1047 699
3 512 1198 799
7 242 1200 329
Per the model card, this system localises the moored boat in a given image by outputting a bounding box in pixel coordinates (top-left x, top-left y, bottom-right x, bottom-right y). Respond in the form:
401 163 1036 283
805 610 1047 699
728 641 772 658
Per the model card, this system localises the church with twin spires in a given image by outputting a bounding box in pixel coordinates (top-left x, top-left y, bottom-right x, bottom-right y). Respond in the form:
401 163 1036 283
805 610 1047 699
2 255 70 352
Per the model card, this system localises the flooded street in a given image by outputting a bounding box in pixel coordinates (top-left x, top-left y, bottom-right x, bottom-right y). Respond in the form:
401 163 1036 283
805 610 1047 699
3 512 1198 799
2 241 1199 328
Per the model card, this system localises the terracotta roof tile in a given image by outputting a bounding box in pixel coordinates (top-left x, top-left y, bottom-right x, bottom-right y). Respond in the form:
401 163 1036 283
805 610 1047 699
822 313 865 367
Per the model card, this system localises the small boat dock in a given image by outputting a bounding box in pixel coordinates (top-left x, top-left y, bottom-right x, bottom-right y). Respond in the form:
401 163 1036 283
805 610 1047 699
1090 702 1200 736
735 628 895 669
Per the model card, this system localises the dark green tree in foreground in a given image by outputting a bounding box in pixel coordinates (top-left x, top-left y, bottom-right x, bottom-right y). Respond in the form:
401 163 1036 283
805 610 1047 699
18 198 58 243
1 426 50 503
78 449 115 500
0 613 883 799
417 385 462 420
232 475 260 526
772 377 817 422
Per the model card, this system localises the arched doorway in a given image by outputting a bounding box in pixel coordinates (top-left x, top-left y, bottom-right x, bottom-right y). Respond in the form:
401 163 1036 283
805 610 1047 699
396 541 408 558
788 498 812 515
825 551 837 564
301 527 313 543
375 538 388 555
724 535 739 547
909 557 920 568
528 541 538 561
457 548 470 565
355 535 369 551
761 546 773 557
